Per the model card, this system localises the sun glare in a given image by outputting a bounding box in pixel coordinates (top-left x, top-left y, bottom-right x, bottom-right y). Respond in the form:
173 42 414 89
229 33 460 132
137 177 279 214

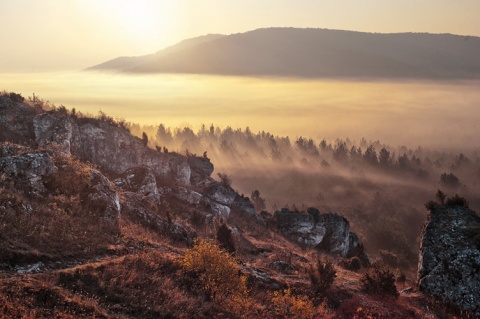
80 0 179 47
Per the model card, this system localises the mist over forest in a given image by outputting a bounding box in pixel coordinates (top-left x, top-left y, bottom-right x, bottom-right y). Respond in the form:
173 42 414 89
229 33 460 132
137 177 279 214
127 120 480 265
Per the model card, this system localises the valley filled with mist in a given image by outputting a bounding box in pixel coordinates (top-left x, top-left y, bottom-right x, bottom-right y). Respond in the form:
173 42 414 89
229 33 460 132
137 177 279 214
4 71 479 268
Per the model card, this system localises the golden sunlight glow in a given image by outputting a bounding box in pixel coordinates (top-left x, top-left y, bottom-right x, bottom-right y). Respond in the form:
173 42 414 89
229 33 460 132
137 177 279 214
80 0 179 46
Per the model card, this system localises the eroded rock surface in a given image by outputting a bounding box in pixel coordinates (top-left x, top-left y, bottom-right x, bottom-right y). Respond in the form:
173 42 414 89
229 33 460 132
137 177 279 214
32 113 191 185
81 170 121 232
418 205 480 316
274 207 369 265
0 148 57 196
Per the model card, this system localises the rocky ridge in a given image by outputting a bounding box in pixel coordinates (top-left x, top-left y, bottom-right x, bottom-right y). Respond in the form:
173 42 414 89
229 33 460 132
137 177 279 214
0 94 368 263
418 205 480 316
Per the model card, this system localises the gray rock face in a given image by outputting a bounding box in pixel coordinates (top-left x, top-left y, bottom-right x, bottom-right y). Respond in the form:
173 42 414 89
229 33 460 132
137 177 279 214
418 206 480 316
347 232 370 267
115 166 158 196
205 183 237 206
0 149 57 196
33 113 73 153
274 207 368 262
31 114 191 185
170 186 203 205
0 96 37 143
81 170 121 231
188 156 214 184
2 100 261 227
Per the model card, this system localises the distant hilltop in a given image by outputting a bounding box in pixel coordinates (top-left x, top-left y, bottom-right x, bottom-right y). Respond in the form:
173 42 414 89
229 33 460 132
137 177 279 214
87 27 480 79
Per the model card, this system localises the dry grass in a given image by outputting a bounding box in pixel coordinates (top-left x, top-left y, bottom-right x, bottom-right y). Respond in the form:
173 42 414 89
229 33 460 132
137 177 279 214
0 154 118 264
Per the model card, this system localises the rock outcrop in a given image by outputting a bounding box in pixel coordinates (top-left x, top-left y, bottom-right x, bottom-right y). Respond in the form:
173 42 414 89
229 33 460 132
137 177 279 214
0 147 57 196
274 207 369 266
0 96 372 261
418 205 480 316
0 100 262 226
115 166 159 196
0 96 37 143
82 170 121 231
33 114 192 185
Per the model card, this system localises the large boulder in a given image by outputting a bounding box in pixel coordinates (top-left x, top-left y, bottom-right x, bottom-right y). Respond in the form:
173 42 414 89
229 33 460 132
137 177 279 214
188 155 214 185
81 170 121 232
274 207 368 263
418 205 480 316
33 112 73 153
0 147 57 196
205 183 237 206
115 166 158 196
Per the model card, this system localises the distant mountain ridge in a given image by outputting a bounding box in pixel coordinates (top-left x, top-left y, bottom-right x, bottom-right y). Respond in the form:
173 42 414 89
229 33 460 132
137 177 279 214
87 27 480 79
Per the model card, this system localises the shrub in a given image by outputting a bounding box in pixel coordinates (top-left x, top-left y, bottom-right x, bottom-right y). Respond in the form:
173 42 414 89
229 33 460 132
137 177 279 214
8 92 24 103
424 200 438 212
216 223 236 254
217 172 232 187
179 239 247 301
141 132 148 147
445 194 469 208
360 261 399 298
435 189 446 205
309 259 336 296
271 289 317 319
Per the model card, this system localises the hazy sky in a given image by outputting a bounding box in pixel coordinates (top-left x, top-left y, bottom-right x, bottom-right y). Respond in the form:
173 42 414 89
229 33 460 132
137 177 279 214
1 0 480 71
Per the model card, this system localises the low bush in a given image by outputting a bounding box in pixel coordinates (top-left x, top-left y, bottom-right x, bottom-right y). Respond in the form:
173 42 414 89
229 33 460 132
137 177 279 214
446 194 469 208
360 261 399 298
309 259 336 296
179 239 247 302
216 223 236 254
271 288 317 319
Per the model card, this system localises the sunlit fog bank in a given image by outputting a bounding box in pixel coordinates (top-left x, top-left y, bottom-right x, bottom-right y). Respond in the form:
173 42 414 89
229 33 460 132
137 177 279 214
3 71 480 265
2 71 480 150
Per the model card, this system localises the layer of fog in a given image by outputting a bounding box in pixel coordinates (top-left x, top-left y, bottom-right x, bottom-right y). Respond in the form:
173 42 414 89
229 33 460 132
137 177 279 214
2 72 480 150
3 71 480 267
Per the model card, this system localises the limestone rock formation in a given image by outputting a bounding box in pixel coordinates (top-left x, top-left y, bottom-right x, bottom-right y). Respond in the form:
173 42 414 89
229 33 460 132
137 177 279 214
188 155 214 184
33 112 73 153
82 170 121 231
274 207 369 265
418 205 480 316
115 166 158 196
0 147 57 196
32 112 191 185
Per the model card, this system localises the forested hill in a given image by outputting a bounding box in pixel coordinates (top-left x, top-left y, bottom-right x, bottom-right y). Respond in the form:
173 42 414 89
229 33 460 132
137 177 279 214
88 28 480 79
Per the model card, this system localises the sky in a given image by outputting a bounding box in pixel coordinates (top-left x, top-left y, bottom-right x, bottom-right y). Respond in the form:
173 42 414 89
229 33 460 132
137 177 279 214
1 0 480 72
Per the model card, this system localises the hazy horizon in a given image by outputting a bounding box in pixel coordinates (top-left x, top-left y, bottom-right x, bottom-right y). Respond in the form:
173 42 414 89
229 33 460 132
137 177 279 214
2 71 480 151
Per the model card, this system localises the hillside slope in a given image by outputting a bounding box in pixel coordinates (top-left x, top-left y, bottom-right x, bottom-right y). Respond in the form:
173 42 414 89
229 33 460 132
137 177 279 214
0 92 474 318
88 28 480 79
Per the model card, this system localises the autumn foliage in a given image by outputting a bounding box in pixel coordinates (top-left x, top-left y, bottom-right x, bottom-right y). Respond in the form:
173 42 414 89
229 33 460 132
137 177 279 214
179 239 247 301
